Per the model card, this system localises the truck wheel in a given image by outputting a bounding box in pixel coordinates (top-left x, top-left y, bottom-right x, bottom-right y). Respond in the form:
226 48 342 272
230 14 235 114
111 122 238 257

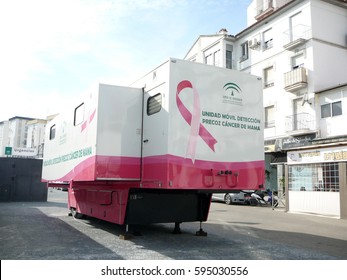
224 194 232 205
71 208 84 219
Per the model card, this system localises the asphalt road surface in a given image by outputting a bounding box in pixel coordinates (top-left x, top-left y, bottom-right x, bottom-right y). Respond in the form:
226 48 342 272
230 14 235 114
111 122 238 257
1 188 347 260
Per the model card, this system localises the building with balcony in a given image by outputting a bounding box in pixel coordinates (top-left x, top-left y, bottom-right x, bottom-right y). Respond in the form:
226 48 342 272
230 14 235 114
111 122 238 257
284 67 308 92
184 0 347 218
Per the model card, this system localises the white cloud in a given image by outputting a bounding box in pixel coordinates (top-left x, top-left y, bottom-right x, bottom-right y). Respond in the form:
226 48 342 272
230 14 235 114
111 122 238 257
0 0 249 121
0 0 184 120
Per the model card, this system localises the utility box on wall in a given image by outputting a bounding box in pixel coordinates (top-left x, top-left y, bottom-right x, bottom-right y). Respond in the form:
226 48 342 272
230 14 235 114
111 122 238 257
0 158 47 202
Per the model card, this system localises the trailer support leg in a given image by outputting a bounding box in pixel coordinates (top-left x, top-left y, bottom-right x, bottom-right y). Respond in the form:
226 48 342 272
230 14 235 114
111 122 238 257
119 224 132 240
132 225 142 236
195 221 207 236
173 222 181 234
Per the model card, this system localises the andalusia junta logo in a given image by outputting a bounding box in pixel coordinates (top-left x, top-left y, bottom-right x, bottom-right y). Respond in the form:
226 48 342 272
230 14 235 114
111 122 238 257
223 82 242 96
222 82 243 106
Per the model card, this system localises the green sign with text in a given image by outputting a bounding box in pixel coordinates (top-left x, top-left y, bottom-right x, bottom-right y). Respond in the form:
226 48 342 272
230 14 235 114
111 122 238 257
5 147 12 156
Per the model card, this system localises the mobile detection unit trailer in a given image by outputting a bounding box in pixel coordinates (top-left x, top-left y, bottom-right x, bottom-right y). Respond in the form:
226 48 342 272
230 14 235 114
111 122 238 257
42 58 264 232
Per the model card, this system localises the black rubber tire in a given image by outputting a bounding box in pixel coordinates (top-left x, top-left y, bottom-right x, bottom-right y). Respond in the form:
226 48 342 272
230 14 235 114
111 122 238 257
249 198 258 206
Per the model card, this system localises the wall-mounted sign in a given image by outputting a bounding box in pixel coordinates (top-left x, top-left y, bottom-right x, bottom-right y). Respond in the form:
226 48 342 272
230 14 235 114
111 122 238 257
282 133 315 150
288 145 347 164
4 147 37 157
5 146 12 156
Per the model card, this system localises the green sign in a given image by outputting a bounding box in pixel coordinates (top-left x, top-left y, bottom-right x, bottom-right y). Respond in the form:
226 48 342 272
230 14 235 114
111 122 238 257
5 147 12 156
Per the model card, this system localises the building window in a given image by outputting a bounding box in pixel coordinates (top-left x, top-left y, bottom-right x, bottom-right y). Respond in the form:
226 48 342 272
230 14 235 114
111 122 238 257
265 106 275 128
240 41 249 61
226 44 233 69
332 101 342 116
147 93 162 116
321 104 331 118
214 50 221 66
263 28 273 50
49 125 56 140
74 103 85 126
205 53 213 65
288 163 339 192
263 66 274 88
205 49 221 66
289 12 302 42
321 101 342 118
226 50 232 69
291 53 304 69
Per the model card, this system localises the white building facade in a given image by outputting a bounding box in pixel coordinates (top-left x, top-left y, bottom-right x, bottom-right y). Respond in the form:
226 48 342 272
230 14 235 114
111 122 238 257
184 0 347 218
0 116 47 158
26 119 46 158
0 120 10 155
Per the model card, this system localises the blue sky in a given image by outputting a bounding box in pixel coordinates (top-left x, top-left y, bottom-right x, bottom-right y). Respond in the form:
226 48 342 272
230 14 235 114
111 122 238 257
0 0 251 121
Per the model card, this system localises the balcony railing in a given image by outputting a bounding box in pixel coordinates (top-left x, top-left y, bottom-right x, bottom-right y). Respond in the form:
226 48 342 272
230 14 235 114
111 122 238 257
284 67 307 92
255 0 274 21
285 113 315 133
283 25 311 50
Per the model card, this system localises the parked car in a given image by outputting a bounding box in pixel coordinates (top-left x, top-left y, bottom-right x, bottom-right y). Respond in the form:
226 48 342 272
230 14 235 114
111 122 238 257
212 192 246 205
55 187 68 191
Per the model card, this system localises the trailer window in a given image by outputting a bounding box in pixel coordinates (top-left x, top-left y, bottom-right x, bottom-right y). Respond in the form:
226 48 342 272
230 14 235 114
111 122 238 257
49 124 56 140
147 93 162 115
74 103 85 126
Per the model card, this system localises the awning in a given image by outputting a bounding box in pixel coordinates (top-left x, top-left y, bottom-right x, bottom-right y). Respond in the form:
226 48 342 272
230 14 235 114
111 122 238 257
270 152 287 165
264 144 275 153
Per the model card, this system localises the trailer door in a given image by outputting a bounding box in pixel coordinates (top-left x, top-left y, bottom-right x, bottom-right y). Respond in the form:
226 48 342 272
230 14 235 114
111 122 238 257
96 85 143 180
142 83 168 177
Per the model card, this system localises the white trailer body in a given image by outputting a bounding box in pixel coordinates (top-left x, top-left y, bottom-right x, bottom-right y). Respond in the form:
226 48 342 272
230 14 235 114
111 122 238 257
42 58 264 226
42 84 143 182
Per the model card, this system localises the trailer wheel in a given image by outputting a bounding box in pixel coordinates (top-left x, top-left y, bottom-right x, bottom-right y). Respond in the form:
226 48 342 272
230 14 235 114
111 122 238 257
224 194 232 205
71 208 84 219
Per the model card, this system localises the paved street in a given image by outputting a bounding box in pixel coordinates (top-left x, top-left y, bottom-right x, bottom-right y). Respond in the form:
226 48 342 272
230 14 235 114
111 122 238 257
1 188 347 260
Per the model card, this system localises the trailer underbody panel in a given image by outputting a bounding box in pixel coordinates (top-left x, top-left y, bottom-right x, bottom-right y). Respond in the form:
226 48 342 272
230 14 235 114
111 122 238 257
63 182 212 225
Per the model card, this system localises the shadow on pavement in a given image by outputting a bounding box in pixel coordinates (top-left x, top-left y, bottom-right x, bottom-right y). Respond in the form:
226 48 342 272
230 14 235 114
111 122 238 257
1 195 346 260
0 203 123 260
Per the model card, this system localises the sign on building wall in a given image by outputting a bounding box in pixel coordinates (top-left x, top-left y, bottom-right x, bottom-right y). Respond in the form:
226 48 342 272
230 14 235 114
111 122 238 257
4 146 37 157
281 134 315 150
287 145 347 165
4 147 12 156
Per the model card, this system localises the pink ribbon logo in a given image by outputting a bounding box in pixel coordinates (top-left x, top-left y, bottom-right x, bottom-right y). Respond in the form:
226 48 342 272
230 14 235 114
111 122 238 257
176 80 217 162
